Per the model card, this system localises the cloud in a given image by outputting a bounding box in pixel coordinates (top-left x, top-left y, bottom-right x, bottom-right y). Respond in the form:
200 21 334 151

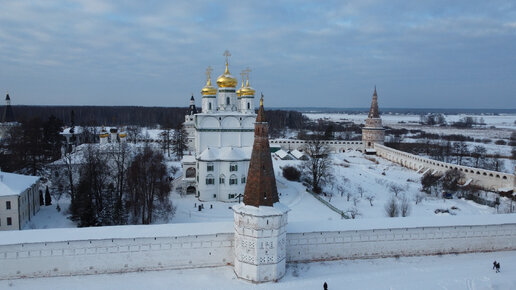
0 0 515 108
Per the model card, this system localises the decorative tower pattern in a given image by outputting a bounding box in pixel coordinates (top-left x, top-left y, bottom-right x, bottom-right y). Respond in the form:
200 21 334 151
362 86 385 150
233 97 289 283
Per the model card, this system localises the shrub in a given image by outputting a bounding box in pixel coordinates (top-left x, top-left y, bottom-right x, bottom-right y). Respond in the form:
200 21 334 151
282 166 301 181
384 196 399 217
494 139 506 145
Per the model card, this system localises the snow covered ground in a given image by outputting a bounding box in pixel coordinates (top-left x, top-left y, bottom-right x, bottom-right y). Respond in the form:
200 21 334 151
24 150 505 229
3 251 515 290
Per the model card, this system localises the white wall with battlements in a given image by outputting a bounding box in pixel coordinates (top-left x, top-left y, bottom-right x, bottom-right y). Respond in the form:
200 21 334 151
270 139 364 153
0 223 234 279
374 143 516 191
1 215 515 280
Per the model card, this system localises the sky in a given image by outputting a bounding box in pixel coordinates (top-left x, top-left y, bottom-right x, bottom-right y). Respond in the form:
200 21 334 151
0 1 515 109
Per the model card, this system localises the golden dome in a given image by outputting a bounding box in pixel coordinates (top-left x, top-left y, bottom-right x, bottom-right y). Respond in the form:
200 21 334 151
201 78 217 96
216 62 237 88
240 79 255 96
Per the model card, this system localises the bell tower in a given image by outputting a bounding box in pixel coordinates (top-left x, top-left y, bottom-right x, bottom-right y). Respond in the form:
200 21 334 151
362 86 385 150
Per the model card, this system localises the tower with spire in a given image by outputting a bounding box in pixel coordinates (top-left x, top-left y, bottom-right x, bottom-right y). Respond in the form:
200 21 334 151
181 51 257 201
362 86 385 151
1 92 15 123
233 96 289 283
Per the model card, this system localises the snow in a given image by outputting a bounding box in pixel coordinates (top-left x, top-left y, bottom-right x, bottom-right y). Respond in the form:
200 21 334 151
0 221 234 246
3 251 516 289
290 149 305 159
0 171 39 197
233 202 290 216
287 213 516 233
198 146 252 161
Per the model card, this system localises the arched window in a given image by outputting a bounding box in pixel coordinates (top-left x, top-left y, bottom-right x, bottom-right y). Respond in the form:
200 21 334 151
247 102 250 109
219 174 225 184
229 174 238 185
186 167 196 178
226 97 230 105
206 174 215 185
208 102 212 110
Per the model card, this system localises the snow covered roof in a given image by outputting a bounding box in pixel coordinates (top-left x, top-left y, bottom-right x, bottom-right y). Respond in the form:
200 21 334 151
291 149 306 159
0 171 40 197
181 155 196 164
0 222 234 246
275 149 289 159
288 214 516 234
198 147 252 161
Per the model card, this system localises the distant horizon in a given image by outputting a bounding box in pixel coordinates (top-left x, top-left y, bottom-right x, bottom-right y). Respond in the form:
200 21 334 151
6 104 516 114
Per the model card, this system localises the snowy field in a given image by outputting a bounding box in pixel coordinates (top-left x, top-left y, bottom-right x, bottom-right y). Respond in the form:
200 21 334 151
3 251 515 290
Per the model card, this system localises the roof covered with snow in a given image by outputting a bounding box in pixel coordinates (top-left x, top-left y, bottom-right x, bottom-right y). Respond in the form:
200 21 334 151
181 155 196 163
0 221 234 246
198 146 252 161
275 149 289 159
60 126 84 135
0 171 40 197
290 149 306 159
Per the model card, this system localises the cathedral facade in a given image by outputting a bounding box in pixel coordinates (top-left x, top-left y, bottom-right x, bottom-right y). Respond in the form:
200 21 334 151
182 53 257 202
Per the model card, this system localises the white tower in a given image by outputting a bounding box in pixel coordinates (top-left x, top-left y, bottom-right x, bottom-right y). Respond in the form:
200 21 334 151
99 127 109 145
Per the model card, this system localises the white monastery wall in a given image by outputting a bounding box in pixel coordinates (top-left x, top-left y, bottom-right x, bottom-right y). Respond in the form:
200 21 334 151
1 216 515 279
286 223 516 263
0 231 234 279
270 139 364 153
374 143 516 191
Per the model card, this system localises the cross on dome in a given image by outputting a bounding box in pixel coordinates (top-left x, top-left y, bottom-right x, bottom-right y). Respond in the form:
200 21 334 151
223 50 231 65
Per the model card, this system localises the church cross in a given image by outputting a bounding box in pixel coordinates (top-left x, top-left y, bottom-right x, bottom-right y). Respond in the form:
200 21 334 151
223 50 231 64
206 66 213 81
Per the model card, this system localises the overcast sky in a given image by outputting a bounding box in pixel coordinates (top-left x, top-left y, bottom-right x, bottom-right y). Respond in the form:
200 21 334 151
1 1 515 108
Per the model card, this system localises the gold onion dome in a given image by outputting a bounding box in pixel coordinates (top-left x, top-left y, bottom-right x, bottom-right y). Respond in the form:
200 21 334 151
216 62 238 88
241 79 255 96
201 78 217 96
236 80 244 98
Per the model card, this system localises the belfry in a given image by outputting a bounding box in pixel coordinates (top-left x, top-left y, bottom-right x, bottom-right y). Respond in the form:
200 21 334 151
233 96 290 283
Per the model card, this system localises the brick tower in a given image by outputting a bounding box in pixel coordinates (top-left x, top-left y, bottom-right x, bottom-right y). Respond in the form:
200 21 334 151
233 96 289 283
362 86 385 151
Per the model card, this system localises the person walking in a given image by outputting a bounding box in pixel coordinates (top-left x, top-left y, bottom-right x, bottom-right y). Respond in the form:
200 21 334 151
493 260 497 271
323 282 328 290
496 262 501 273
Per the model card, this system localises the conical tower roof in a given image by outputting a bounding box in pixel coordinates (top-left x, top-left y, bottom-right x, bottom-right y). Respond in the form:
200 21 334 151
2 93 15 123
368 86 380 118
243 96 279 207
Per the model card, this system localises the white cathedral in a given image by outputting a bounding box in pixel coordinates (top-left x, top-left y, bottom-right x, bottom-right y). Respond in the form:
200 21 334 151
181 52 257 202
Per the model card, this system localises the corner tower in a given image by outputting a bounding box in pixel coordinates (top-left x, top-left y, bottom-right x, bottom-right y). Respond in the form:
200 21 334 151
233 96 289 283
362 86 385 150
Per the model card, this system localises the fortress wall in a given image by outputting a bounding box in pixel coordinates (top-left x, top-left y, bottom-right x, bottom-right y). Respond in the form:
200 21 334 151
0 233 234 279
287 222 516 263
374 144 515 191
270 139 364 153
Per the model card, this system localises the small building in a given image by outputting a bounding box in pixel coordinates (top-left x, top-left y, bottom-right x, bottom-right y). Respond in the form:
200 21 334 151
291 149 308 160
0 171 41 231
274 149 293 160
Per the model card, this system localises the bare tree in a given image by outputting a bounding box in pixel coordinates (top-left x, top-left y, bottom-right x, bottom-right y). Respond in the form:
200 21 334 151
414 192 425 205
301 135 331 193
109 142 131 224
365 194 375 206
172 124 188 160
126 126 142 144
160 127 173 157
400 194 411 217
384 196 399 217
346 207 360 219
126 146 172 224
352 194 360 206
357 186 365 198
389 183 405 197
